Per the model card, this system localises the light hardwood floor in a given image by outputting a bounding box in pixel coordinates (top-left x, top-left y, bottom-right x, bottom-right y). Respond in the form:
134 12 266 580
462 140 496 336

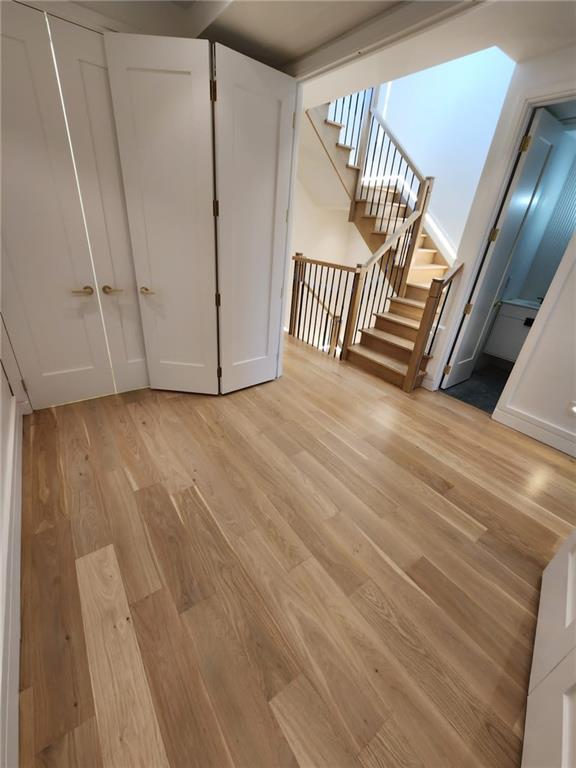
20 336 576 767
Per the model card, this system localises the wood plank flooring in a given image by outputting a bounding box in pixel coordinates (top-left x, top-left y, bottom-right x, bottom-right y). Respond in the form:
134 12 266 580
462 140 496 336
20 336 576 767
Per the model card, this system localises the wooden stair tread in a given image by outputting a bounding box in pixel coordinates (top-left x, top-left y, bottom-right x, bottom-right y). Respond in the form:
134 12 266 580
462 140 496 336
347 163 361 170
391 297 425 309
325 118 344 129
336 141 354 151
410 263 448 271
417 248 438 255
348 345 427 378
361 327 415 351
348 344 410 375
374 311 420 329
406 281 430 290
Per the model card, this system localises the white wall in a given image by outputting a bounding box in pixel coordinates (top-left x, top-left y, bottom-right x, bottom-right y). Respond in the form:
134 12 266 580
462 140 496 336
292 179 368 267
423 43 576 391
0 322 29 768
493 234 576 456
377 47 515 253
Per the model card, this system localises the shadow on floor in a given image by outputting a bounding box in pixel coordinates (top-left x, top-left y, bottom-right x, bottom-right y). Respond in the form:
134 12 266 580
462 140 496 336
444 363 512 414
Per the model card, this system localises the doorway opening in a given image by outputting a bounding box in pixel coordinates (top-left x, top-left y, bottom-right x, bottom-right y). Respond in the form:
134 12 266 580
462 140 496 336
442 99 576 414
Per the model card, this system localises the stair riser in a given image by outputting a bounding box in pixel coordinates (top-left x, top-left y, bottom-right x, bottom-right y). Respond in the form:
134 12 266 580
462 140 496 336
358 188 402 205
389 299 424 321
405 284 429 302
347 348 405 387
409 266 447 281
413 250 436 265
360 331 412 364
374 316 418 341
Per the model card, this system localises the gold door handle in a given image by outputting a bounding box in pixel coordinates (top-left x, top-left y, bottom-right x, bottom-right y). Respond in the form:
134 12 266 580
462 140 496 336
140 286 155 295
71 285 94 296
102 285 124 295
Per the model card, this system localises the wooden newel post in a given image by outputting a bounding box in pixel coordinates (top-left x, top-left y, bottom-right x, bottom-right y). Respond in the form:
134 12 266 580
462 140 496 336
340 266 365 359
289 254 304 336
403 276 443 392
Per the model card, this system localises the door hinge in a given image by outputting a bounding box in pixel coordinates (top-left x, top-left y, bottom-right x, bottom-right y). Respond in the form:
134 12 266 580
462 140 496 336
443 364 452 376
215 292 221 307
213 199 219 217
292 111 296 130
285 208 289 223
520 134 532 152
21 378 29 395
463 302 473 316
210 79 217 102
489 227 499 242
217 365 222 378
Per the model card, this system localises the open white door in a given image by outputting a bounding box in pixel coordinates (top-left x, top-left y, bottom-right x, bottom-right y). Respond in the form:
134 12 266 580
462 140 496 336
50 18 148 394
214 44 297 394
2 2 115 409
104 33 219 394
443 109 569 388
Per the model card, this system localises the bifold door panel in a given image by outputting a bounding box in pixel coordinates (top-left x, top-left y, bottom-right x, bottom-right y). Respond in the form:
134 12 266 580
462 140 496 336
104 33 219 394
49 18 148 394
214 44 297 393
1 2 115 408
3 8 297 406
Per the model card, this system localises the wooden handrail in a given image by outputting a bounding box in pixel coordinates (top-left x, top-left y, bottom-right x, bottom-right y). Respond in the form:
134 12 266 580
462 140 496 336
437 261 464 286
361 209 421 270
370 108 425 183
292 254 358 273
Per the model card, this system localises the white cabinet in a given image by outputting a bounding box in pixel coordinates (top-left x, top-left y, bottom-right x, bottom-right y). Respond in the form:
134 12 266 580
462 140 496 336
484 300 539 362
522 529 576 767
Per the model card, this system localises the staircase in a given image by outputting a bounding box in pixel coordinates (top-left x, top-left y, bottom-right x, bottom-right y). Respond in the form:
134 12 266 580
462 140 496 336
289 88 460 392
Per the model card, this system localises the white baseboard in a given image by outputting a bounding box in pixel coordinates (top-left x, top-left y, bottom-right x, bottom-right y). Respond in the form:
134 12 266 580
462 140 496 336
492 405 576 458
1 400 24 768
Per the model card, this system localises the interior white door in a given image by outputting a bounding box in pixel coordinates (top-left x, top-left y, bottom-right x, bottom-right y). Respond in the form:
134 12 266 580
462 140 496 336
1 2 115 408
104 33 219 394
214 44 297 393
49 17 148 393
443 109 568 388
529 529 576 693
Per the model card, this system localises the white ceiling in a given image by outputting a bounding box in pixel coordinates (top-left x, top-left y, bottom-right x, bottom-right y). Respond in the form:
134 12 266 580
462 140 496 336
75 0 469 73
199 1 400 68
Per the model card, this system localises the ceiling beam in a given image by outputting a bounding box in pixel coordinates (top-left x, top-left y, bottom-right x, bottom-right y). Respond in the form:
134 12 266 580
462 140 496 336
286 0 481 80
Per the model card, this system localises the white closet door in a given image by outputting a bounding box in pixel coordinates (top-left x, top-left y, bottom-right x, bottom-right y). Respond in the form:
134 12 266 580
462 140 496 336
49 18 148 393
214 44 297 394
104 33 219 394
1 2 114 409
522 647 576 768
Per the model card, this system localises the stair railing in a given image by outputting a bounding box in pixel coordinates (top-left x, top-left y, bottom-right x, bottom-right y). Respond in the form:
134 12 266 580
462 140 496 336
328 88 374 167
402 262 464 391
355 108 426 236
340 202 429 358
289 253 358 356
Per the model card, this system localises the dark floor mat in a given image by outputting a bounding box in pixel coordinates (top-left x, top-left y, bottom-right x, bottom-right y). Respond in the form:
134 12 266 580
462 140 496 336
445 365 511 414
